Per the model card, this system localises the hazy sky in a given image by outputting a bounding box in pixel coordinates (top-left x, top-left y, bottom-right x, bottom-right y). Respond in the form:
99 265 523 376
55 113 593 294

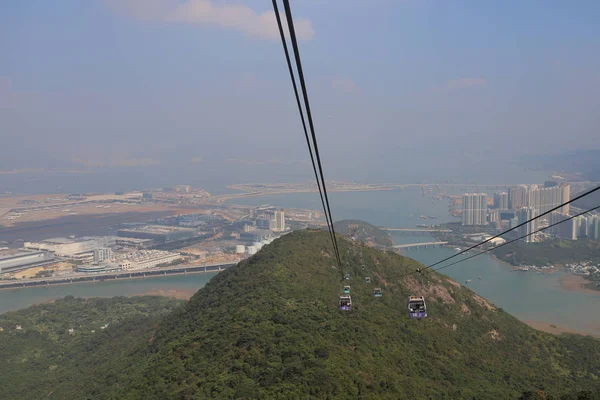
1 0 599 176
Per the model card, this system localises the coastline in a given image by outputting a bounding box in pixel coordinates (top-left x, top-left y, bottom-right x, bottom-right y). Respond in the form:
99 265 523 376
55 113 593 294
525 320 600 338
131 289 196 300
559 273 600 296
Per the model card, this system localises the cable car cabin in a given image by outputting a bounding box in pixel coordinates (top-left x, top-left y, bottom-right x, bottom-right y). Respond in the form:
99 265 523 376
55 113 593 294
343 285 350 294
374 287 382 297
339 295 352 311
408 296 428 319
365 277 371 284
345 273 350 280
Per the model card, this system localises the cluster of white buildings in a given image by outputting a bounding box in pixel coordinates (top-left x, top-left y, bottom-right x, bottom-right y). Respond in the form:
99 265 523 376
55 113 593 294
234 237 276 256
549 212 600 241
566 262 600 276
460 182 592 244
76 249 182 273
110 249 182 270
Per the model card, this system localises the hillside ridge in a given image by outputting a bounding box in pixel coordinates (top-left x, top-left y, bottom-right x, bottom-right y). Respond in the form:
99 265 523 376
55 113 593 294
116 229 600 399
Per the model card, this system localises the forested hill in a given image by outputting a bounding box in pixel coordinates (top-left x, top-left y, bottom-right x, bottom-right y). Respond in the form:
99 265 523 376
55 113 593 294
2 229 600 399
116 229 600 399
333 219 393 247
0 296 184 400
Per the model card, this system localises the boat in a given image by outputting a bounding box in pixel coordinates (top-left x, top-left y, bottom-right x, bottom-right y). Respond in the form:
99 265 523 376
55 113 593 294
455 248 461 252
465 279 472 283
478 276 482 280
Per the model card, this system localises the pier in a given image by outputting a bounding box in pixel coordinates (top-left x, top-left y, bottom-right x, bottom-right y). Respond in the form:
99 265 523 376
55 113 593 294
380 228 452 233
393 241 448 249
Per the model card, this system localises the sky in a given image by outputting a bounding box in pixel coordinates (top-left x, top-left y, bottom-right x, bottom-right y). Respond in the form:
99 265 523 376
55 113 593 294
1 0 599 182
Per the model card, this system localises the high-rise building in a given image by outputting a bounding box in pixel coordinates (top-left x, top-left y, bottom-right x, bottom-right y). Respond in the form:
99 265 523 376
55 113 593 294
256 217 275 230
488 209 500 224
509 186 528 210
93 248 112 263
588 215 600 240
274 211 285 232
526 183 570 216
552 213 584 240
560 183 570 215
493 192 509 210
462 193 487 226
516 207 537 243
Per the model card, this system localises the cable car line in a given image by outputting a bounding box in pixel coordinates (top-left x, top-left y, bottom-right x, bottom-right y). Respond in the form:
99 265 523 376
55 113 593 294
428 204 600 274
422 184 600 272
281 0 343 269
272 0 343 271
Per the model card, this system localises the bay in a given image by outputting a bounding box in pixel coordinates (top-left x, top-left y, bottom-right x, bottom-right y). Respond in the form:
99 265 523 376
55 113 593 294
0 273 216 314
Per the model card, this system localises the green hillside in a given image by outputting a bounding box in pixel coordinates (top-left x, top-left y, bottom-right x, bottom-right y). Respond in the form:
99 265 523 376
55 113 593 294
333 219 393 247
1 229 599 399
0 296 184 400
116 230 600 399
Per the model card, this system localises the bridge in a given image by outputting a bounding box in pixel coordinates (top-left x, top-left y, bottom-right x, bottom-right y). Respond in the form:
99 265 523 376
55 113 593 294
380 228 452 233
0 262 236 290
393 241 448 249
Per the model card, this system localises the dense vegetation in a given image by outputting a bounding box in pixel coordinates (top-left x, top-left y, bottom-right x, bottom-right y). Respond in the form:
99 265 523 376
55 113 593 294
2 229 600 399
492 239 600 267
0 296 184 400
333 219 393 247
119 230 600 399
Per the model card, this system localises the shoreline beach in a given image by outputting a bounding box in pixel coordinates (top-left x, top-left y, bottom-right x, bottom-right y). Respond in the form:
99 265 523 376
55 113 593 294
525 320 600 338
559 273 600 296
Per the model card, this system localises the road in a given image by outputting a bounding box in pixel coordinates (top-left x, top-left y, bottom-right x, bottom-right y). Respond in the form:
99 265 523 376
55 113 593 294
0 262 235 290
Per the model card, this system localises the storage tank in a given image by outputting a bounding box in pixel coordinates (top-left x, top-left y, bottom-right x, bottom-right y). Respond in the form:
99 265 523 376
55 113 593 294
235 245 245 254
247 246 257 255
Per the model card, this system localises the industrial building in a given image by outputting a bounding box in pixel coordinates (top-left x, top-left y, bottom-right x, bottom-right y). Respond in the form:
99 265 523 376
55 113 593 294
113 250 182 270
24 236 116 256
24 236 116 262
115 237 154 248
76 264 121 273
0 249 56 273
117 225 196 243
